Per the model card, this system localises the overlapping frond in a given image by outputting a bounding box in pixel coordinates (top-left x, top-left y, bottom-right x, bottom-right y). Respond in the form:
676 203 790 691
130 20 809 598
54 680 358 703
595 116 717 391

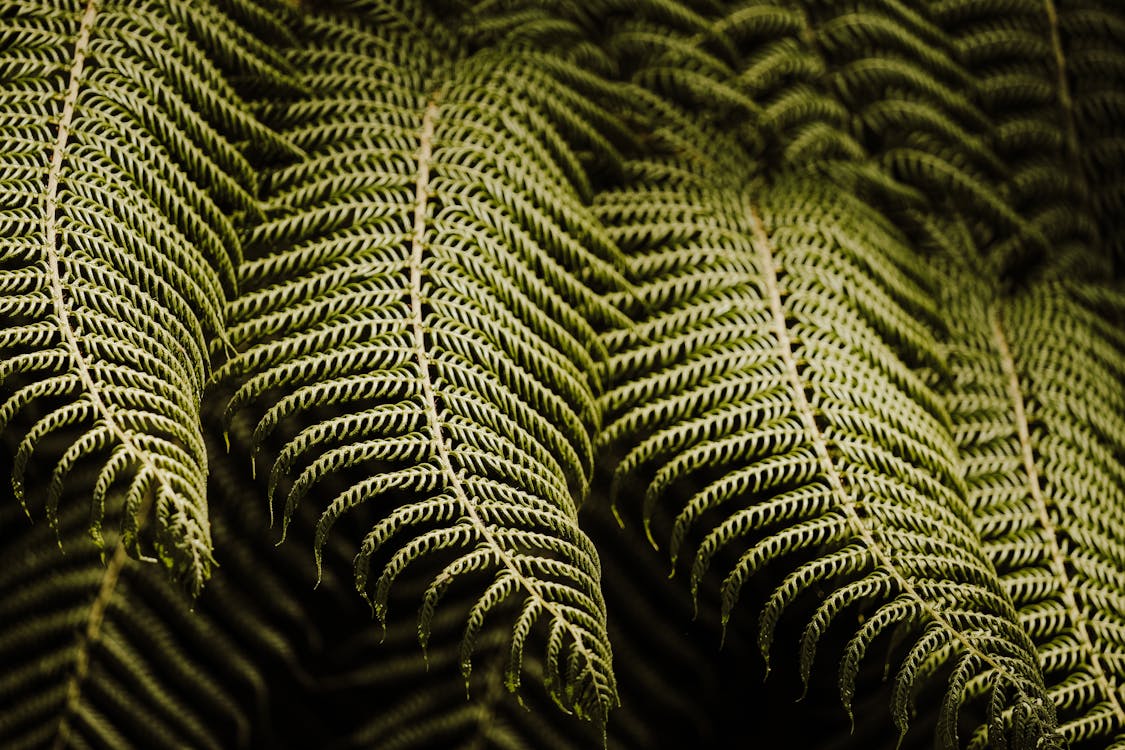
1060 1 1125 269
581 0 1032 272
0 504 260 749
0 416 339 750
313 495 735 750
934 0 1119 276
0 0 294 591
0 0 1123 747
215 2 629 726
943 268 1125 749
317 582 601 750
592 101 1056 742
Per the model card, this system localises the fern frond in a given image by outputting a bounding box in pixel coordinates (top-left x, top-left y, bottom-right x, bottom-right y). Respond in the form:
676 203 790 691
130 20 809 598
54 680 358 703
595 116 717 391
935 0 1120 276
319 580 602 750
594 104 1056 742
945 270 1125 748
0 508 253 749
1060 2 1125 270
593 0 1013 229
316 493 739 750
217 4 628 726
0 416 337 750
0 0 293 592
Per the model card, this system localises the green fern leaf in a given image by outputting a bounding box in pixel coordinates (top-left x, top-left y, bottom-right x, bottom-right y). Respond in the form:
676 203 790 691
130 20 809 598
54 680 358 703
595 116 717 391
0 508 251 749
0 0 294 592
935 0 1121 276
593 101 1057 744
0 420 328 750
322 495 744 750
216 3 629 726
944 268 1125 748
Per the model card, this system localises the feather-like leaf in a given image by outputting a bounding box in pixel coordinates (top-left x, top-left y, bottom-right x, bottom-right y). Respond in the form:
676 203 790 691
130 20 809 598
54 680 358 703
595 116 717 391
216 2 629 726
944 268 1125 748
0 0 294 591
594 102 1057 744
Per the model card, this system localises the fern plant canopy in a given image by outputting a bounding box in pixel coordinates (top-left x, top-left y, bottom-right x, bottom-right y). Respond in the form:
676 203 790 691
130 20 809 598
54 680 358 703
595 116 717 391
0 0 1123 748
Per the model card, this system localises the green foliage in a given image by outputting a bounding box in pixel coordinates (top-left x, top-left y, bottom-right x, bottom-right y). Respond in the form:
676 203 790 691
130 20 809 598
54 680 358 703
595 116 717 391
217 4 630 724
0 0 301 592
0 0 1123 748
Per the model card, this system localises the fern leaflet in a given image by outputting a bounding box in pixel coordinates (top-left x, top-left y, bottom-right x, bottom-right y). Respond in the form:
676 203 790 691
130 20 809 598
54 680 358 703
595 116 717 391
216 3 628 726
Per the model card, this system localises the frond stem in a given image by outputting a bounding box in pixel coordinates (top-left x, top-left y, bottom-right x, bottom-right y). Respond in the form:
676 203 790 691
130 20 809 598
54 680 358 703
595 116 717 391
42 1 187 519
407 94 603 705
41 3 124 745
52 544 128 750
44 4 193 743
1042 0 1101 254
991 304 1125 725
1043 0 1079 169
746 202 1027 690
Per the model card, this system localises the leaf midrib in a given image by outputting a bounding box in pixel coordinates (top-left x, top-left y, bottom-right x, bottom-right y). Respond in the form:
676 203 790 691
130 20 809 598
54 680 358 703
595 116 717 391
746 201 1033 696
42 3 170 745
407 94 610 719
991 303 1125 727
1043 0 1078 171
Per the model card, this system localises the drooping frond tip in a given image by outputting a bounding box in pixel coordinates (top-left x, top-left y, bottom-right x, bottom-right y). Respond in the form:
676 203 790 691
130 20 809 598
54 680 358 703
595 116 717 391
215 4 630 726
